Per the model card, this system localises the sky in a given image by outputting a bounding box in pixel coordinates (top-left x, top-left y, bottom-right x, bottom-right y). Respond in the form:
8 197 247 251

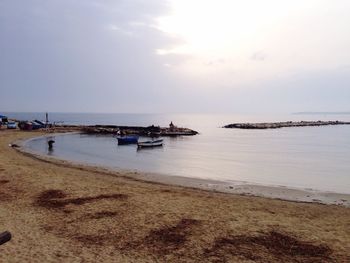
0 0 349 114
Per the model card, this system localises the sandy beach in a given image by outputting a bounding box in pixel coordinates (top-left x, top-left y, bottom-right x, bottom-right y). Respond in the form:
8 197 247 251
1 130 349 262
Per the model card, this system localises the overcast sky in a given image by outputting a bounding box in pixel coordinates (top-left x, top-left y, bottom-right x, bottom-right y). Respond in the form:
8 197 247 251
1 0 349 113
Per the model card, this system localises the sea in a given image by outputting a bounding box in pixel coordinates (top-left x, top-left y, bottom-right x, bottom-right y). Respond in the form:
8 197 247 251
4 112 350 194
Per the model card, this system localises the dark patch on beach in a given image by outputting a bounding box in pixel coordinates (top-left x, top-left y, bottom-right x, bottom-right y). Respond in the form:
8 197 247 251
43 225 54 232
159 189 174 193
143 218 200 254
73 232 131 248
68 218 201 253
66 211 119 224
85 211 118 220
35 189 128 209
204 230 332 262
0 179 10 185
75 234 106 246
0 180 22 201
39 189 67 200
0 192 10 201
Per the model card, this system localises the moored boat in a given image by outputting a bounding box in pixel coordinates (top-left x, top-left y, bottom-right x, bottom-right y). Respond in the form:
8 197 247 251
117 135 139 145
137 139 163 148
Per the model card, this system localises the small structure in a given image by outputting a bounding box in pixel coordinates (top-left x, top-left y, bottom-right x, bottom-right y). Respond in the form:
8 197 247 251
32 120 45 129
18 121 33 131
34 120 45 128
45 112 49 128
18 120 46 131
169 121 176 131
0 115 8 123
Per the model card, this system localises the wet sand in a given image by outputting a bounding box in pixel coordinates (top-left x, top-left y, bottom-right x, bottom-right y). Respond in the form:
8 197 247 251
0 130 349 262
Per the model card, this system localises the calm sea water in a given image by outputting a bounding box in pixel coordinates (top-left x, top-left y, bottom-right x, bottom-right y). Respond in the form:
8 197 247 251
7 112 350 194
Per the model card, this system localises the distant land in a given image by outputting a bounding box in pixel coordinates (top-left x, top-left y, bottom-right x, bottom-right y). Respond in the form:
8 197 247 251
293 112 350 115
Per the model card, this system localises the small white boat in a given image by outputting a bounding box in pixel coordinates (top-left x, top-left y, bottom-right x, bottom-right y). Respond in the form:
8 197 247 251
137 139 163 148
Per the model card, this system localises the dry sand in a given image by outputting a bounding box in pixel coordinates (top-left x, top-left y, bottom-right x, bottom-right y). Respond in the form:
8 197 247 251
0 130 349 262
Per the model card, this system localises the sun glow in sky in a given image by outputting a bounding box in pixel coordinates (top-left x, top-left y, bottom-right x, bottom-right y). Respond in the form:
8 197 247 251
158 0 294 54
156 0 350 82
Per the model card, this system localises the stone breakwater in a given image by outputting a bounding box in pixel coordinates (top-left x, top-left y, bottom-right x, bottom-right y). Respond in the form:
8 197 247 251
6 122 199 136
223 120 350 129
81 125 199 136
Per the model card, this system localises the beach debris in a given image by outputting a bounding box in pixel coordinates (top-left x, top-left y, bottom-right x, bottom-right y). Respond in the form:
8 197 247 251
144 218 200 254
204 230 332 262
35 189 128 210
0 231 12 245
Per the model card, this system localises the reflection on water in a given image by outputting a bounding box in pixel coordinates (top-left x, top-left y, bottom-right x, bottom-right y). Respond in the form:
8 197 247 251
24 113 350 194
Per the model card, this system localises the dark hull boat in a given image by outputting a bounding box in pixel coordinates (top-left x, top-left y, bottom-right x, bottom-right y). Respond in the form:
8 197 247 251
137 139 163 148
117 136 139 145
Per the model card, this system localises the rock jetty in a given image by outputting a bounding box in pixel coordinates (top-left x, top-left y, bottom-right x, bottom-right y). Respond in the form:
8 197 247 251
223 120 350 129
81 124 198 136
4 118 199 136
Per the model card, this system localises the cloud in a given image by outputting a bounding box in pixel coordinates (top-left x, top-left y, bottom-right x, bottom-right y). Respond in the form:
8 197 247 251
0 0 349 114
0 0 190 112
107 24 134 36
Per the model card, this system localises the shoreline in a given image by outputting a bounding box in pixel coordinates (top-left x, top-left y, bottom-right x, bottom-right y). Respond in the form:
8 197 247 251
1 129 349 262
18 132 350 207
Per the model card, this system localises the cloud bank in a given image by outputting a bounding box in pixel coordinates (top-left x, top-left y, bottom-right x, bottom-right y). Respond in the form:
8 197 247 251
0 0 349 113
